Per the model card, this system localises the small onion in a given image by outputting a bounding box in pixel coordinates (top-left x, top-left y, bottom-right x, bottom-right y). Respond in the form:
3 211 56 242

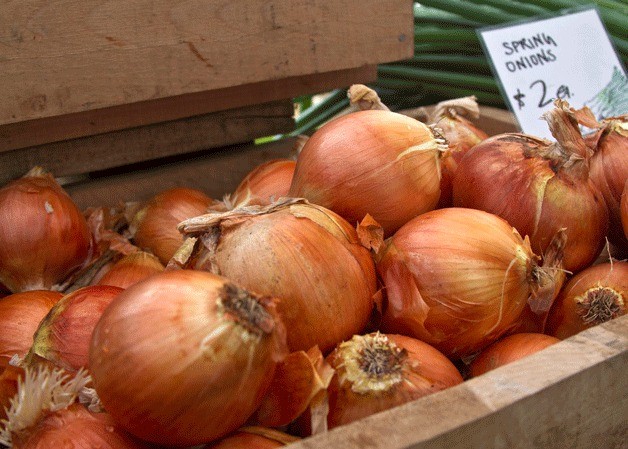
28 285 123 372
204 427 299 449
178 198 378 353
453 100 608 272
96 251 164 289
546 261 627 339
469 333 560 377
0 167 92 292
288 109 444 235
89 270 287 446
324 333 463 429
377 208 564 358
228 159 296 208
131 187 218 264
0 291 62 371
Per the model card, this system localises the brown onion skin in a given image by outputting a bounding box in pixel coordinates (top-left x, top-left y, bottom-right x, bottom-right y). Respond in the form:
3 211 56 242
89 270 287 446
453 132 608 272
229 159 296 207
378 208 547 359
11 404 152 449
546 261 627 339
289 110 442 235
132 187 215 264
0 170 92 292
470 333 559 377
96 251 164 289
326 333 463 429
29 285 123 372
0 291 62 371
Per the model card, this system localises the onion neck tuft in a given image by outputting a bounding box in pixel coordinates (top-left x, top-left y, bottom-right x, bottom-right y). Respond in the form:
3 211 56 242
576 287 624 325
219 283 275 336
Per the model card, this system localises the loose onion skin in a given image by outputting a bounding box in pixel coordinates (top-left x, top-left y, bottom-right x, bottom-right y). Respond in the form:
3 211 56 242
0 168 92 292
178 198 378 354
469 333 559 377
289 109 444 235
89 270 287 446
96 251 164 289
325 333 463 429
228 159 296 208
0 291 62 371
453 100 608 272
546 261 627 339
377 208 563 359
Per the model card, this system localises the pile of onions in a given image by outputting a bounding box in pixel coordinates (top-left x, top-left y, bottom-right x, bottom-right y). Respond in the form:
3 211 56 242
323 332 462 429
288 109 445 235
0 291 62 371
131 187 219 264
89 270 287 446
96 251 164 289
177 198 378 353
227 159 296 208
469 333 559 377
453 99 608 272
0 167 92 292
377 207 564 359
546 261 627 339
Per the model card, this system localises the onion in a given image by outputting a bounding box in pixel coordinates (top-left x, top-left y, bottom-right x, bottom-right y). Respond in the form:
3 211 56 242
453 99 608 272
227 159 296 208
469 333 559 377
177 198 378 353
0 364 23 421
622 181 628 240
546 261 627 339
0 167 92 292
288 109 445 235
0 291 62 371
377 207 565 358
89 270 287 446
96 251 164 289
204 427 299 449
324 333 462 429
28 285 123 372
131 187 219 264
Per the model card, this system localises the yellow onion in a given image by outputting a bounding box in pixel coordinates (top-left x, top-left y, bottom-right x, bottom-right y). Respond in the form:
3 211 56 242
453 100 608 272
131 187 219 264
288 109 445 235
204 427 299 449
546 261 627 339
0 291 62 371
177 198 378 353
96 251 164 289
89 270 287 446
377 208 564 359
470 333 559 377
0 168 92 292
27 286 123 372
228 159 296 208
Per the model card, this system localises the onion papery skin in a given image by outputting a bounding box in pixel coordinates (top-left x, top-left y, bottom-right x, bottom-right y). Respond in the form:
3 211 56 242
325 333 462 429
229 159 296 208
0 291 62 371
89 270 287 446
378 208 549 359
96 251 164 289
470 333 559 377
587 116 628 250
29 285 123 372
288 110 443 236
132 187 216 264
10 404 151 449
546 261 627 339
0 169 92 292
179 199 378 354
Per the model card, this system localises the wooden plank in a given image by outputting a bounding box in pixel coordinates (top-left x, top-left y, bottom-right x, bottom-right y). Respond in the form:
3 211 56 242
0 65 377 153
0 101 294 186
0 0 413 126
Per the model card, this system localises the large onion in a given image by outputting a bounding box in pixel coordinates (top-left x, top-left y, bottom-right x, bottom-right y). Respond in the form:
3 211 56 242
178 198 378 353
288 109 444 235
0 168 92 292
89 270 287 446
377 207 564 359
453 100 608 272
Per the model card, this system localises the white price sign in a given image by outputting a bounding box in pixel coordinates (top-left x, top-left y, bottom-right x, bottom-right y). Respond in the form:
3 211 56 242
478 7 627 139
